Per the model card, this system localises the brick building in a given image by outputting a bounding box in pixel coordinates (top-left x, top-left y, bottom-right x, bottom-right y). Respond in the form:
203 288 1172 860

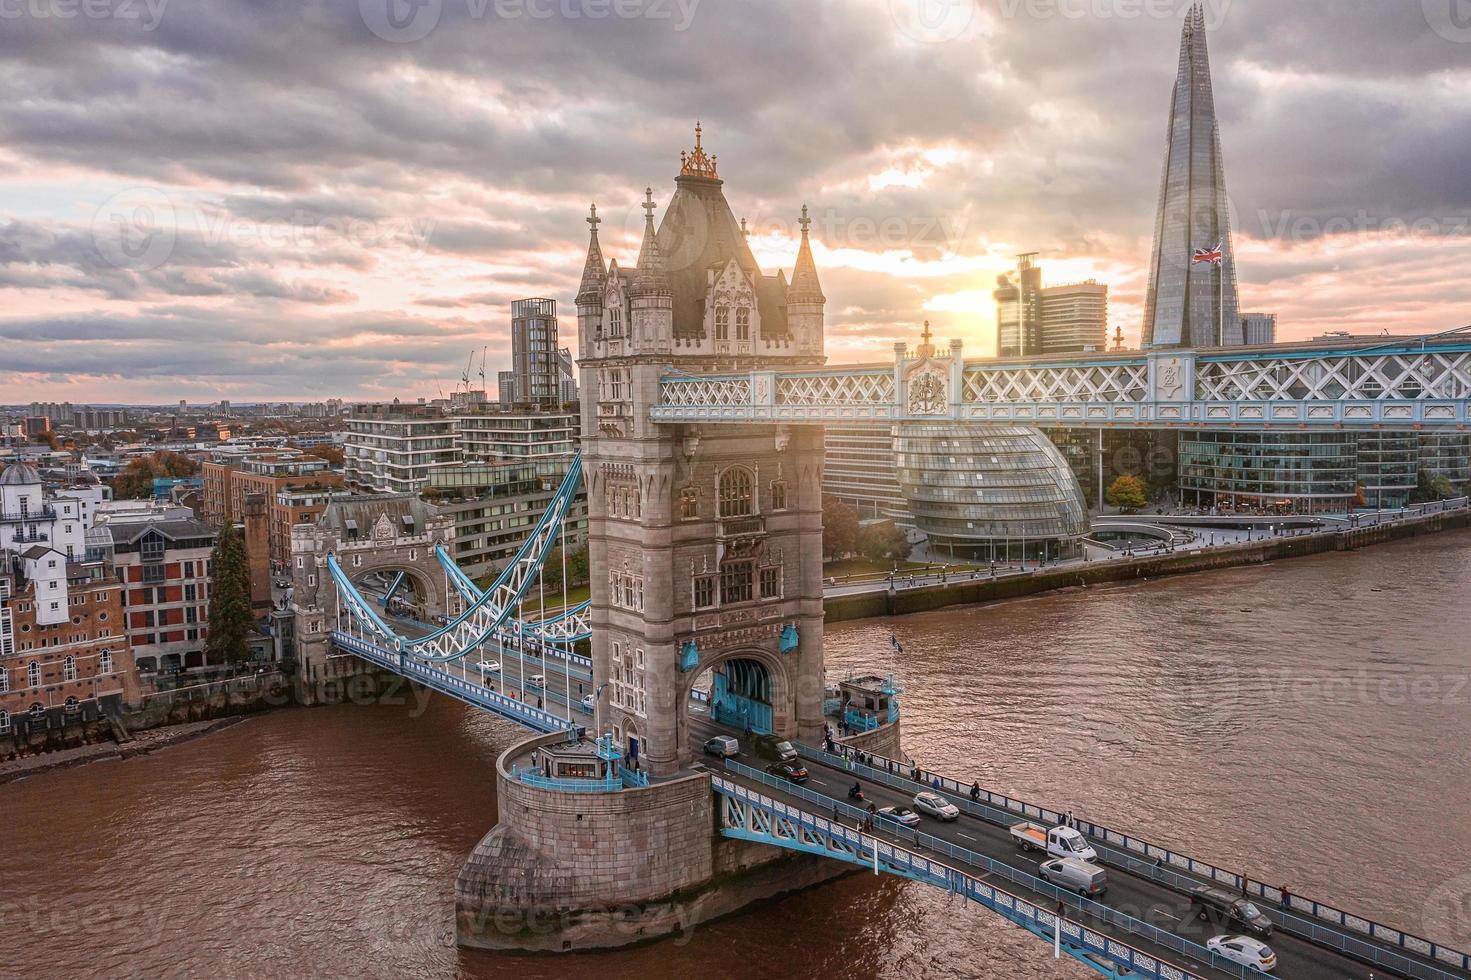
104 517 217 673
200 452 343 567
0 556 137 739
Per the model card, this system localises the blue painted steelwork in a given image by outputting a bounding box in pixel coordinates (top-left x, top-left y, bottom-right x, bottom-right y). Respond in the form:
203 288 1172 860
779 622 799 653
678 639 698 673
381 570 407 606
329 455 583 664
842 708 879 733
511 764 621 793
332 631 575 734
712 771 1213 980
434 543 593 644
793 743 1470 980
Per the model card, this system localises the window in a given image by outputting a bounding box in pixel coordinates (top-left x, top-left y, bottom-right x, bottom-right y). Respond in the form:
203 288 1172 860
27 661 40 687
720 561 754 605
29 702 44 720
718 467 754 518
100 650 114 674
64 696 80 714
0 710 8 735
609 306 622 338
760 566 781 599
62 656 76 682
0 669 7 692
736 307 750 341
769 481 787 510
693 576 715 609
680 487 698 520
715 306 730 340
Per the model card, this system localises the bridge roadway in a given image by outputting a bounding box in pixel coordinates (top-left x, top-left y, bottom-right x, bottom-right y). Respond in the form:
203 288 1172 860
688 714 1459 980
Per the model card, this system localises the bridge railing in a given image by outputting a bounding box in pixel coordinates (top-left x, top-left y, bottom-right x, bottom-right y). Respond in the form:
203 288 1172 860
332 631 577 734
718 763 1229 980
796 744 1471 979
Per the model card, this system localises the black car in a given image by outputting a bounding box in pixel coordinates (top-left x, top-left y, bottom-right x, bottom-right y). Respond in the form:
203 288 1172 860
766 761 809 783
1189 886 1273 938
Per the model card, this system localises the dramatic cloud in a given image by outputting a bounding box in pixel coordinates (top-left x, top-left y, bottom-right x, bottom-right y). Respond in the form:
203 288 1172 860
1 0 1467 401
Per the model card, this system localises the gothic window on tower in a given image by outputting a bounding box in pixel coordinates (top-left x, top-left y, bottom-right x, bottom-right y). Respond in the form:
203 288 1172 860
760 565 782 599
769 480 787 511
715 306 730 341
610 570 645 612
720 560 754 605
693 575 715 609
736 307 750 341
609 306 622 338
680 486 699 520
718 467 754 518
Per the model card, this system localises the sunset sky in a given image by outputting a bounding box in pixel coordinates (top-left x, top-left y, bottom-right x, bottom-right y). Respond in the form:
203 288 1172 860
3 0 1470 402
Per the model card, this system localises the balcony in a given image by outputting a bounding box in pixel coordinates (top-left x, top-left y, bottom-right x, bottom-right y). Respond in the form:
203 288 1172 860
0 505 55 524
12 529 50 544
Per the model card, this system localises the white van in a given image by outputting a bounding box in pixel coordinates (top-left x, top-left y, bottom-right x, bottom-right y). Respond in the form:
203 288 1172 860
704 735 740 758
1040 857 1108 897
528 674 546 688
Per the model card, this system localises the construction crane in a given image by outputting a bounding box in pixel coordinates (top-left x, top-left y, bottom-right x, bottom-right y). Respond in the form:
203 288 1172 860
478 346 487 393
460 351 475 392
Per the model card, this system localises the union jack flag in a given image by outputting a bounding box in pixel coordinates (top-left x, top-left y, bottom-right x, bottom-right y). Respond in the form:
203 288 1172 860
1192 242 1224 266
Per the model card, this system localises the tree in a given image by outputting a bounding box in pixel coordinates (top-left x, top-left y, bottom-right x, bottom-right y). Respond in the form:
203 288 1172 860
31 431 59 450
1410 468 1456 503
301 444 344 467
113 450 199 499
1104 474 1148 511
822 495 859 561
857 521 912 562
205 522 254 666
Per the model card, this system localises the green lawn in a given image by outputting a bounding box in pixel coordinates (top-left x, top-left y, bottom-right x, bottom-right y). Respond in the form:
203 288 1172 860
519 583 591 614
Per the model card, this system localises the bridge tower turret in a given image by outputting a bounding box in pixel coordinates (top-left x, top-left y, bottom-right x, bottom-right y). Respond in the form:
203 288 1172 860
788 204 826 359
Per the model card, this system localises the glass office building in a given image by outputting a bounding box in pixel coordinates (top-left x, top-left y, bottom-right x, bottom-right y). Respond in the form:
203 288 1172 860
1178 431 1359 512
1419 434 1471 487
1355 432 1418 510
894 423 1088 560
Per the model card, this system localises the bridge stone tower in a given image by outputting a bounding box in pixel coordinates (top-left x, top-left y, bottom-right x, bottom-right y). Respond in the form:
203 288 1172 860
577 125 828 777
288 494 455 685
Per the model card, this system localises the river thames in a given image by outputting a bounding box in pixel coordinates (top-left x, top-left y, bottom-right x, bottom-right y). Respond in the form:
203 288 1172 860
9 530 1471 979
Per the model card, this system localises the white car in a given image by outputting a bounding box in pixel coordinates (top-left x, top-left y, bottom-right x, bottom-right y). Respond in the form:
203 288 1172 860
528 673 546 688
476 660 501 674
912 791 960 821
1206 935 1277 973
580 694 595 711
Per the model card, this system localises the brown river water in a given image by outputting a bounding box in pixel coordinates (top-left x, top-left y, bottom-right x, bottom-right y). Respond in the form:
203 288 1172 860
9 530 1471 979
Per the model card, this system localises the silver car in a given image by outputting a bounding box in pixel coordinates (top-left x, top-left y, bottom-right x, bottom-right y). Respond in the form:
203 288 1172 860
912 791 960 821
1039 857 1108 897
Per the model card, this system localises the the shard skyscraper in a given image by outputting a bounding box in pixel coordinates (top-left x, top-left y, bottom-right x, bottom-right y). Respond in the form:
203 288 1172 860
1142 1 1242 349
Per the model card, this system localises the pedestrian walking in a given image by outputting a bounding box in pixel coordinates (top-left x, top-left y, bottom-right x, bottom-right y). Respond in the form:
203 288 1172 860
970 781 980 802
1280 884 1291 910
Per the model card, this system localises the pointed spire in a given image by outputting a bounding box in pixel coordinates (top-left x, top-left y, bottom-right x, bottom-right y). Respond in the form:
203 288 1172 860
633 187 669 295
577 203 606 303
789 203 824 303
679 120 719 180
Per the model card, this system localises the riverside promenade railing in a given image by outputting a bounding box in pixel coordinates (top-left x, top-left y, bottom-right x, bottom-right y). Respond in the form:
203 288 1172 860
797 743 1470 979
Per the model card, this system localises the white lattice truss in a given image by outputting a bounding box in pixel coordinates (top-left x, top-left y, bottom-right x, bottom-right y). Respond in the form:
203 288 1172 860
652 344 1471 429
777 372 894 406
1196 351 1471 402
964 363 1149 404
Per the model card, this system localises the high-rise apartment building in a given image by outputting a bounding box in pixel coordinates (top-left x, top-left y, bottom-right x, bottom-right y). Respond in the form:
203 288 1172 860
994 260 1108 357
342 404 459 494
1241 312 1277 346
510 298 576 407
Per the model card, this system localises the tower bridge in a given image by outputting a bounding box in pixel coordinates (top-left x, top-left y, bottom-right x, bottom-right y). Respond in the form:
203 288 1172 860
298 125 1471 978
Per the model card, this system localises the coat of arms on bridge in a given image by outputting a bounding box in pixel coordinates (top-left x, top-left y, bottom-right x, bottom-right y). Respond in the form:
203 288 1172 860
903 320 950 416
